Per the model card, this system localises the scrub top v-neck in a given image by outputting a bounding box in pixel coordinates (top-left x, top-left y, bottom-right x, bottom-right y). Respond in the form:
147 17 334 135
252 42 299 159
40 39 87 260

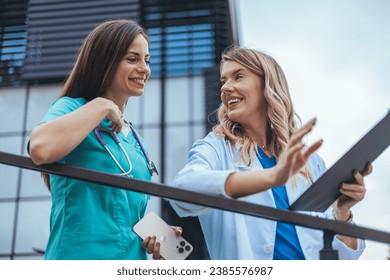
256 147 305 260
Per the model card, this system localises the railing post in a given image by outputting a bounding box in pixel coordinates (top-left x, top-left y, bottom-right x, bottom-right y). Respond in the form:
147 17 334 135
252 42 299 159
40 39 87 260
320 230 339 260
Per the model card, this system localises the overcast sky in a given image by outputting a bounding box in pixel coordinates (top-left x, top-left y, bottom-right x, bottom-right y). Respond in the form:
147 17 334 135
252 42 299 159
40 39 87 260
236 0 390 260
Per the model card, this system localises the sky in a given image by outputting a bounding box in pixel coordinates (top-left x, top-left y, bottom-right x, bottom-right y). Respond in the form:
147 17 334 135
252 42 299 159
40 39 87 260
236 0 390 259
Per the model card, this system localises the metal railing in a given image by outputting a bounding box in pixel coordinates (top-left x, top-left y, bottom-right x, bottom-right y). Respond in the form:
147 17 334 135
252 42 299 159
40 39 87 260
1 151 390 260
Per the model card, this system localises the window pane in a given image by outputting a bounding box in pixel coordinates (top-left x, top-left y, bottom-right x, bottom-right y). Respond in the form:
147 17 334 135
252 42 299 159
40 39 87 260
125 94 141 125
0 88 26 133
0 0 27 87
166 78 189 123
0 203 15 254
192 76 206 122
14 200 51 254
144 21 217 79
142 79 161 125
26 85 62 131
165 126 190 185
191 124 206 143
20 169 50 198
0 136 22 199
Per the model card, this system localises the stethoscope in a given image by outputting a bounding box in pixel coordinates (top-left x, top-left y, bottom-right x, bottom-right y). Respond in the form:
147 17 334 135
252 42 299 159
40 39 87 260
94 124 158 177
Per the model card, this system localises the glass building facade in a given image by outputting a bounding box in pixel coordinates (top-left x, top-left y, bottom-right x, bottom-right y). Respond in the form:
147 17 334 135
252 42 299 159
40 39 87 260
0 0 238 259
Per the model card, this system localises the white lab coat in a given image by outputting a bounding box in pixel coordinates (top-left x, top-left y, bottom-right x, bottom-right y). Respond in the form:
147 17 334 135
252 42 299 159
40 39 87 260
170 132 365 260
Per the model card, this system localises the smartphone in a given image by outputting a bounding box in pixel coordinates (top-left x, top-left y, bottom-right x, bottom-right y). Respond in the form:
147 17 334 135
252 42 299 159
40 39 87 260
133 211 193 260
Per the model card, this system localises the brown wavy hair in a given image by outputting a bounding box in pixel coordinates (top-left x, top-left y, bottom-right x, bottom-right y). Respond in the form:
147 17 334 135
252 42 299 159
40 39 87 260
213 46 312 183
41 19 149 190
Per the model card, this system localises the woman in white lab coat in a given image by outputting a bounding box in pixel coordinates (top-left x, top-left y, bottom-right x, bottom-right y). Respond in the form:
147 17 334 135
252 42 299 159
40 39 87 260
170 46 372 260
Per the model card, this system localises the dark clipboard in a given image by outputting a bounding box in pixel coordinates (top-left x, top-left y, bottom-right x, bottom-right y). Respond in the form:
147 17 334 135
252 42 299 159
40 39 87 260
289 110 390 212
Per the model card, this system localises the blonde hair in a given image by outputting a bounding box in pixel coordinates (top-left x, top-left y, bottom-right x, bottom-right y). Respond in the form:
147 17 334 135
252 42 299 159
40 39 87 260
213 46 311 182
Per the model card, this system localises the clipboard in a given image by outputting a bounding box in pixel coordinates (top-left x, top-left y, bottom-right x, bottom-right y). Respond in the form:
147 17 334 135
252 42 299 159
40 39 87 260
289 110 390 212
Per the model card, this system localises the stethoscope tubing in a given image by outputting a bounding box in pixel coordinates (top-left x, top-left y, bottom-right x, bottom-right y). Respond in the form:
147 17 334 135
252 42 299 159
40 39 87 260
103 143 133 176
94 124 158 177
129 125 158 175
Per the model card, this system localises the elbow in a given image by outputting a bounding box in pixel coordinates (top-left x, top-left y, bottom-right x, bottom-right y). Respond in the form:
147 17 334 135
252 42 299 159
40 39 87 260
224 173 241 199
29 133 55 165
224 186 240 199
29 141 50 165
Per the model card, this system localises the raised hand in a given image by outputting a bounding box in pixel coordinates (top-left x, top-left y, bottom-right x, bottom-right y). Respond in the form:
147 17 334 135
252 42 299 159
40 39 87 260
103 98 125 133
274 118 323 186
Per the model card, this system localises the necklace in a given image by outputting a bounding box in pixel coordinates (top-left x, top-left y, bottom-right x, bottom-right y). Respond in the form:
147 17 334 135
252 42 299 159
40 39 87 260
260 143 273 151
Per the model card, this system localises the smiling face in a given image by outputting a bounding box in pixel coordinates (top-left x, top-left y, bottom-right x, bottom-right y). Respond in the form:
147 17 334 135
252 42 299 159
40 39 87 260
220 60 267 128
105 34 150 103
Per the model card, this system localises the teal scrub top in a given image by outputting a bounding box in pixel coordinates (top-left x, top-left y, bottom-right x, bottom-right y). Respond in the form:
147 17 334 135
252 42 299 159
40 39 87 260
40 97 152 260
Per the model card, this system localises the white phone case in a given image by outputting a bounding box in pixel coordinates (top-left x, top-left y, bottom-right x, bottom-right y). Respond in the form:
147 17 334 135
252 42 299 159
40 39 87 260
133 211 193 260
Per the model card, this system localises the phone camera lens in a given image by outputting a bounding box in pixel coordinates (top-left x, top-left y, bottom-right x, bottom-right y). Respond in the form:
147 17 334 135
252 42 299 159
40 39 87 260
185 245 191 251
178 247 184 253
180 241 186 246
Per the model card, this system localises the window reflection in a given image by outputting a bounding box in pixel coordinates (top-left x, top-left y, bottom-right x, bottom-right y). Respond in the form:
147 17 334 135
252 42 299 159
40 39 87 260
147 23 215 78
0 1 27 87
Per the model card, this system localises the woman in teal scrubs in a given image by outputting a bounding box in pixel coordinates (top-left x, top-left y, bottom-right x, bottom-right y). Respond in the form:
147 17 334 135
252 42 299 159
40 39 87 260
28 19 169 260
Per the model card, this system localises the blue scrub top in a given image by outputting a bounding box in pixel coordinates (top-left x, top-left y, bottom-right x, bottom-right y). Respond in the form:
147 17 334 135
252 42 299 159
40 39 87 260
40 97 152 259
257 147 305 260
